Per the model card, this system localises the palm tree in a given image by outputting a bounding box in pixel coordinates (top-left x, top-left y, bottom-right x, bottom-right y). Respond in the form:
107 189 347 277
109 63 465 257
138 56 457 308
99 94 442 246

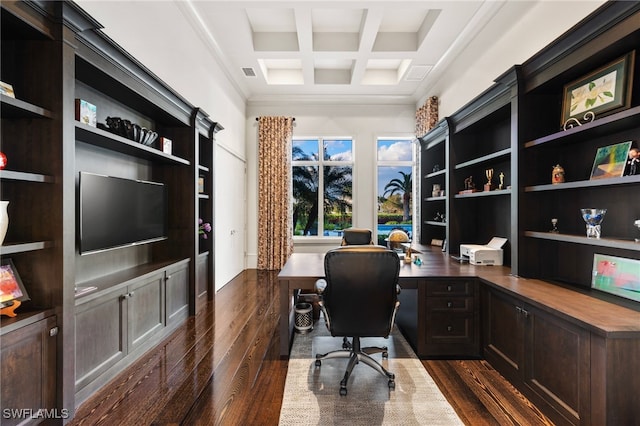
292 146 352 235
383 171 412 221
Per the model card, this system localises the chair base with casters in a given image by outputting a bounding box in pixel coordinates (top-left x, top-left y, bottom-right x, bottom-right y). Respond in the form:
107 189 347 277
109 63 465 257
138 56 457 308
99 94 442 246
315 335 396 396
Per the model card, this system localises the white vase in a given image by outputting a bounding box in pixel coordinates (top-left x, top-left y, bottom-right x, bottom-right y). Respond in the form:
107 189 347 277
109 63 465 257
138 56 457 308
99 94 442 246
0 201 8 246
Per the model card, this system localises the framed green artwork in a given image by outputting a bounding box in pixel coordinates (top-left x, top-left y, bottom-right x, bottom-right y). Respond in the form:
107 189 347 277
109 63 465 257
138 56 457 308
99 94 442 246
589 140 632 180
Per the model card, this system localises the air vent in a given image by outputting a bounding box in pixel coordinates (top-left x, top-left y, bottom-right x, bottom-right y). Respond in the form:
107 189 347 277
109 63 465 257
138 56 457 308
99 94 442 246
242 67 257 77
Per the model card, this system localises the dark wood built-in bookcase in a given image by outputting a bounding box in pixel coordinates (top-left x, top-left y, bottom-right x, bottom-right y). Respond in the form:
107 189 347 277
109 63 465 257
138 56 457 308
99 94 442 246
1 1 221 421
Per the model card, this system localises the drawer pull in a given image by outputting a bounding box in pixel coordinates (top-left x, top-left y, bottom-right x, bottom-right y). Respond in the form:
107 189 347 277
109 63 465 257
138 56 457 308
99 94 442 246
447 301 453 308
447 325 453 332
447 285 452 292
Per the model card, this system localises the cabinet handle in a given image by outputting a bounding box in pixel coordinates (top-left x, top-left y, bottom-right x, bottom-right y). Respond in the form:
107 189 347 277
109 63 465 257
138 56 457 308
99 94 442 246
166 275 171 281
522 309 529 318
121 292 135 300
515 306 522 314
447 301 453 308
49 327 58 337
447 325 453 332
446 285 452 292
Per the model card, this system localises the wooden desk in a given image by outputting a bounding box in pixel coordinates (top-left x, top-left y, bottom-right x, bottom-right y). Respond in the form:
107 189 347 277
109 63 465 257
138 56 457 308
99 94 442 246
277 247 496 357
278 246 640 426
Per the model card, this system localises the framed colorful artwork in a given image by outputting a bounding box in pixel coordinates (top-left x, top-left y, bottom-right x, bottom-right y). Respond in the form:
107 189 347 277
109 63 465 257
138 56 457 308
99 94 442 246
0 259 29 307
592 254 640 303
561 50 635 127
589 140 632 180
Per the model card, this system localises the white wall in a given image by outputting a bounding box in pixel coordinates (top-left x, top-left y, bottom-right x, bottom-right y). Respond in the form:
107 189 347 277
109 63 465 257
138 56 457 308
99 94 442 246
245 102 415 267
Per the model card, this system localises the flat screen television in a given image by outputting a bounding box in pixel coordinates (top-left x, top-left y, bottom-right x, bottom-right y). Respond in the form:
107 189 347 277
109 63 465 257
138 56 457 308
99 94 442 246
79 171 168 255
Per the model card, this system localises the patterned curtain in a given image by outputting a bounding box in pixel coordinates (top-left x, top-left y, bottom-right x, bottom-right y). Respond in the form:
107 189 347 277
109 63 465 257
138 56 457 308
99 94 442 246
415 96 439 137
257 116 295 270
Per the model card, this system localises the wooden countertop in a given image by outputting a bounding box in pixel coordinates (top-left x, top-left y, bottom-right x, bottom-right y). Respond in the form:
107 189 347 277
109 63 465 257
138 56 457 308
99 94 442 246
280 245 640 337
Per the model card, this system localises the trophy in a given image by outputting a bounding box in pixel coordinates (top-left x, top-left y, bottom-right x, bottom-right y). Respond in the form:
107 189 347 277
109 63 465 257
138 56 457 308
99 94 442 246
484 168 494 192
498 172 505 190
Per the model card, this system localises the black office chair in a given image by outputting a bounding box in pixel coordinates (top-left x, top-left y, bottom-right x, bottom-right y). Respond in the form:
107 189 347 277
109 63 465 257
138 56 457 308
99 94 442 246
340 227 373 246
315 246 401 396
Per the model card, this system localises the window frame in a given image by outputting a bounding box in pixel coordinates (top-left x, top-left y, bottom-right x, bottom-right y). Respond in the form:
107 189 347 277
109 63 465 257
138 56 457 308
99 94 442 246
292 136 354 239
375 137 416 243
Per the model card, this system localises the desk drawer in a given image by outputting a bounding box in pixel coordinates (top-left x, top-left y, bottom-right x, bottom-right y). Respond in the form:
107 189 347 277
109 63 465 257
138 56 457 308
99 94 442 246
426 296 474 313
426 280 475 296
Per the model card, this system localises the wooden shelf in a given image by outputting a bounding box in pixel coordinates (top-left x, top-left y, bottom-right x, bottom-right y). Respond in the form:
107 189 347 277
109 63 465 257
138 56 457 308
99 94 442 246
0 241 54 255
454 188 511 199
425 221 447 227
0 308 56 336
454 148 511 170
525 175 640 192
1 95 52 119
524 231 640 251
75 123 190 165
524 106 640 149
425 169 446 179
0 170 54 183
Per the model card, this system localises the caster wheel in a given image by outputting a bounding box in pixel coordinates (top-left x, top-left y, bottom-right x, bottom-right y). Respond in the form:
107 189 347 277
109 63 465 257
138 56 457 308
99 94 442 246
382 351 388 358
339 387 347 396
315 359 321 367
388 380 395 389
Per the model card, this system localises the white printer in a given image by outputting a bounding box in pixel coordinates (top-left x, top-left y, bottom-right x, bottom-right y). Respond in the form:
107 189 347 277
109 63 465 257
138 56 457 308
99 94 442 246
460 237 507 265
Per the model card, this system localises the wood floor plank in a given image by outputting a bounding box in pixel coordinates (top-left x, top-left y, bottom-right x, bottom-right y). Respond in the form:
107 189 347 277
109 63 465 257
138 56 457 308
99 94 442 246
70 269 554 426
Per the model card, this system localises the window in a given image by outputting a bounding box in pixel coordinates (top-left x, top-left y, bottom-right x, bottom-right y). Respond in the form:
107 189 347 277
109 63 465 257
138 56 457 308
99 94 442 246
292 138 353 236
377 138 414 245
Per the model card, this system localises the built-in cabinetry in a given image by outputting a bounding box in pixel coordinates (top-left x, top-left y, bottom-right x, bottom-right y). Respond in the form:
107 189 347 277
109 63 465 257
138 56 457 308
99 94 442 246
1 1 221 420
75 260 188 402
448 72 517 270
193 110 222 313
482 281 639 426
395 253 480 359
418 118 449 245
517 3 640 288
0 313 57 426
421 279 480 358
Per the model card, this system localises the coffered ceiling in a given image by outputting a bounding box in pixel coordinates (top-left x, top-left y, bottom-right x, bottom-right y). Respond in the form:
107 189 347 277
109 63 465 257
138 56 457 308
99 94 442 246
75 1 604 104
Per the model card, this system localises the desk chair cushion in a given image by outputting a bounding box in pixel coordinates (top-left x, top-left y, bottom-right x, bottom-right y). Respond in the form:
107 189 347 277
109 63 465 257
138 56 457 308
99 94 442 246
340 228 373 245
322 245 400 337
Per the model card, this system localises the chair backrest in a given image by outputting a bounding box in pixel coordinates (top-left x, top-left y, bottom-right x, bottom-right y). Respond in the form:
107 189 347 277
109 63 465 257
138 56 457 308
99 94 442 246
323 246 400 338
341 228 373 246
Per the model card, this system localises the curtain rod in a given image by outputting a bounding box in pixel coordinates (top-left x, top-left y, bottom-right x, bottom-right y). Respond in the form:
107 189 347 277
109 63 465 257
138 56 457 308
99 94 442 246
255 117 295 121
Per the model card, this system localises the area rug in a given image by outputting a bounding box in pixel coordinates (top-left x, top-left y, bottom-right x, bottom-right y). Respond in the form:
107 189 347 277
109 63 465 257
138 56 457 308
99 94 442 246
278 320 464 425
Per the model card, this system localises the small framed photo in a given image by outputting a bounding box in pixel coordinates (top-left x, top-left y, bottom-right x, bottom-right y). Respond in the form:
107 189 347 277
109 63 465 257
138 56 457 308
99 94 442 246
589 141 632 180
0 81 15 98
0 259 30 307
75 99 97 127
160 137 172 155
561 51 635 127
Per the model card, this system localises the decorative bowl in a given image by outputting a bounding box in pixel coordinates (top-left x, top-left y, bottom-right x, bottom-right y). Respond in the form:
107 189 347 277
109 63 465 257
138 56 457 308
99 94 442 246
580 208 606 238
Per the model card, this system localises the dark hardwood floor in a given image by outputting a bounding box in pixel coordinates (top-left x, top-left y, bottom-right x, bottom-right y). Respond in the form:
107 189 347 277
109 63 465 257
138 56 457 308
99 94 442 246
69 269 553 426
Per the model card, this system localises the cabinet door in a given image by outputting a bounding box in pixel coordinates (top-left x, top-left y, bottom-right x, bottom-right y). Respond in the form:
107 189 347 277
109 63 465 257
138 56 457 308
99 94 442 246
482 286 524 382
127 272 165 351
166 262 189 326
75 288 126 391
1 316 57 426
525 306 590 426
195 253 209 313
